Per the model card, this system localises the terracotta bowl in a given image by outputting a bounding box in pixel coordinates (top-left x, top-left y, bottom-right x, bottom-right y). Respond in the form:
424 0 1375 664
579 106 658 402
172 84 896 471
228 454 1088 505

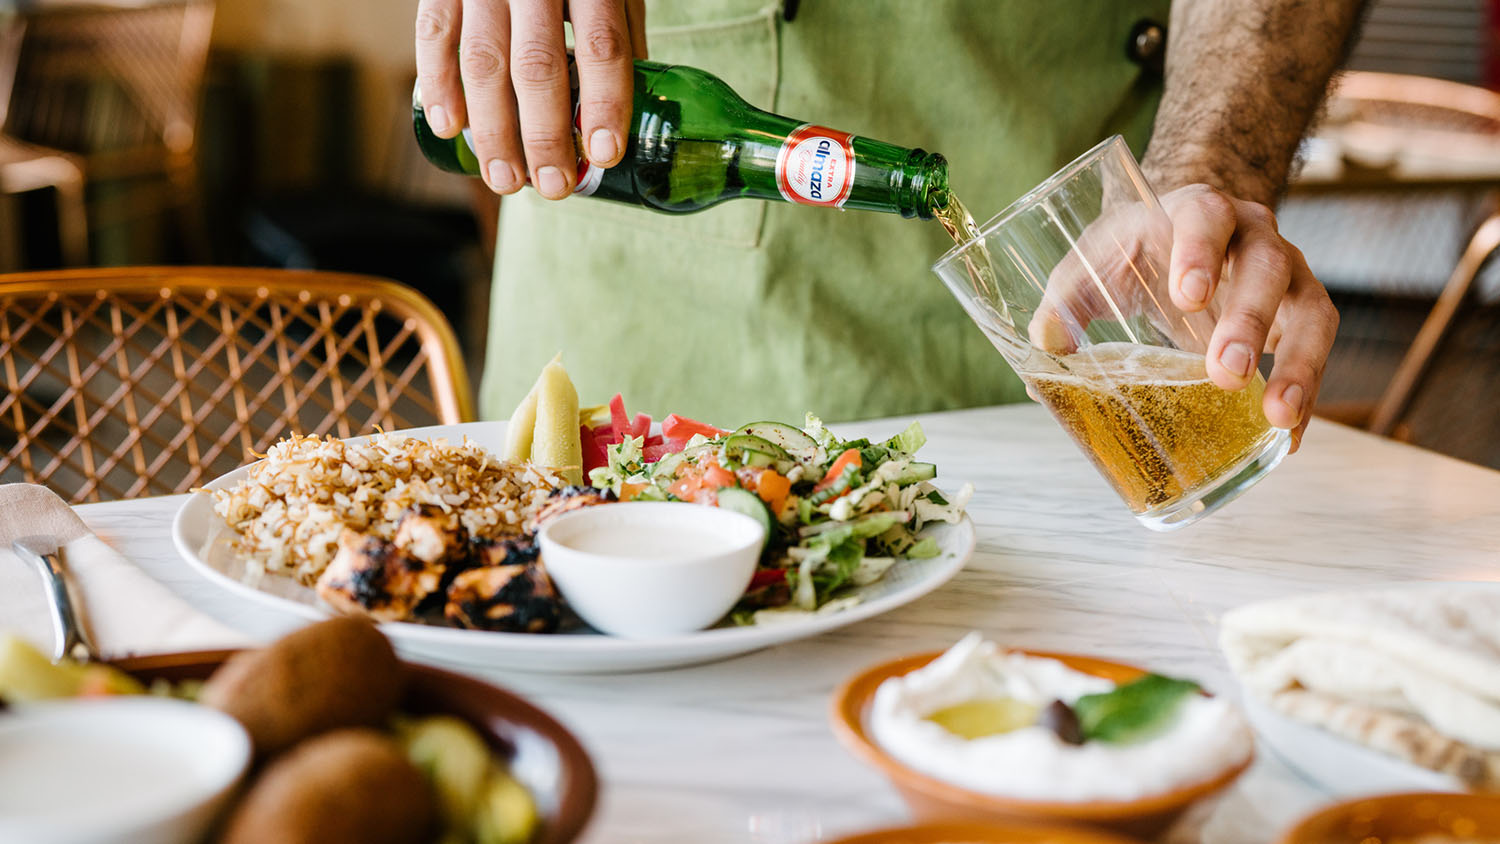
829 650 1253 838
1277 792 1500 843
114 650 597 844
824 821 1147 844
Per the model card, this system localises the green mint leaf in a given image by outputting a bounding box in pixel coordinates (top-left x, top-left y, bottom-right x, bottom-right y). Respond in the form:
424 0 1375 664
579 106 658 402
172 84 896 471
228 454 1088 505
1074 674 1200 744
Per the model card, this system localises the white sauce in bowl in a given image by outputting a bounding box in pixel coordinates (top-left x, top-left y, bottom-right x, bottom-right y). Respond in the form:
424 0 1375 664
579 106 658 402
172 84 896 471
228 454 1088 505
869 633 1253 802
556 524 729 560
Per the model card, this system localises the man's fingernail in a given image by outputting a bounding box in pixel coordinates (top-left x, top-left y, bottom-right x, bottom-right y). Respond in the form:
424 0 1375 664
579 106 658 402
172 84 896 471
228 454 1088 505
536 166 569 198
486 160 519 192
589 128 618 164
1280 383 1305 417
1180 270 1210 304
427 104 449 135
1027 314 1074 353
1219 342 1254 378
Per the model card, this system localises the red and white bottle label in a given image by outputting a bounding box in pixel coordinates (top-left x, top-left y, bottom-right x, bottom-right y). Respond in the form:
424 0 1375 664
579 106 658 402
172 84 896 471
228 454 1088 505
575 157 603 196
573 104 604 196
776 124 856 208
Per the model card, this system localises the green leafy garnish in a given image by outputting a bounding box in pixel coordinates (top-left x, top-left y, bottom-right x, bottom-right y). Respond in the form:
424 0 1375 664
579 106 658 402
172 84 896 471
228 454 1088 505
1073 674 1200 744
883 421 927 456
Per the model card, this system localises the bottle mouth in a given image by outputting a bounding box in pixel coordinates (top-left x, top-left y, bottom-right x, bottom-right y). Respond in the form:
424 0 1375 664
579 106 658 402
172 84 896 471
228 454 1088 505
911 151 948 220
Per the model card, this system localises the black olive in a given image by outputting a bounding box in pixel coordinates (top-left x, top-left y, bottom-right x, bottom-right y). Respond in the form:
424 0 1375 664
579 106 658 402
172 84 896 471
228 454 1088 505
1040 699 1084 745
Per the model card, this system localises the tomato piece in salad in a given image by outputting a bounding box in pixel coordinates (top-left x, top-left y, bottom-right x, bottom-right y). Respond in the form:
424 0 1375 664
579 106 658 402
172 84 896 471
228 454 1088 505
756 469 792 514
748 568 787 588
814 448 862 498
642 442 673 462
662 413 727 441
668 474 702 501
581 424 610 473
607 394 631 444
701 464 736 489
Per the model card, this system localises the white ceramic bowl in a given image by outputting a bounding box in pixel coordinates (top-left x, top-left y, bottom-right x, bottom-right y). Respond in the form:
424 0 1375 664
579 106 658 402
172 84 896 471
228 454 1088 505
0 697 251 844
537 502 766 638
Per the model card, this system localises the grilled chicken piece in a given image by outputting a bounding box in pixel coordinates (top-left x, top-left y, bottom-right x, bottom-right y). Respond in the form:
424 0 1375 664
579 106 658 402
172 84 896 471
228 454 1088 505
471 535 541 568
444 542 560 633
392 505 467 566
316 530 444 622
531 485 615 529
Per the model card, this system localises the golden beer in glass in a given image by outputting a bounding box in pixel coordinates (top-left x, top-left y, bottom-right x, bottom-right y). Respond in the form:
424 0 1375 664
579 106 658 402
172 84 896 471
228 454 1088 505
1024 343 1277 514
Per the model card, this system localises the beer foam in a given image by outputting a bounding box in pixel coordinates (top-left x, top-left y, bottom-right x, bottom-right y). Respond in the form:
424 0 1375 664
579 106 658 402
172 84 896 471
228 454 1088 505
1029 343 1209 387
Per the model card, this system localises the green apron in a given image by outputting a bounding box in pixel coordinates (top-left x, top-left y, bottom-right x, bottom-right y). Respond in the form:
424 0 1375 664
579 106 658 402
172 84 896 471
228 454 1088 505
482 0 1170 424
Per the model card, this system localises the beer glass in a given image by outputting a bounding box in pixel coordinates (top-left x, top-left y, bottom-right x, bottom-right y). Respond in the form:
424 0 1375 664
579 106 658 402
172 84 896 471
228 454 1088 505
933 135 1291 530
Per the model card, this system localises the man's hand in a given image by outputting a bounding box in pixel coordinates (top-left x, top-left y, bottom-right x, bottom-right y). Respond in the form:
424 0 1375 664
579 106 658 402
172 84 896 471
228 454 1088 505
1161 184 1338 449
1025 183 1337 452
1137 0 1368 450
415 0 648 198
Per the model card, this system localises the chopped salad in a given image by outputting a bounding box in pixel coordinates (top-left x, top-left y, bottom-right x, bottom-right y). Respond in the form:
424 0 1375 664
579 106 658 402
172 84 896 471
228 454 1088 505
584 395 972 623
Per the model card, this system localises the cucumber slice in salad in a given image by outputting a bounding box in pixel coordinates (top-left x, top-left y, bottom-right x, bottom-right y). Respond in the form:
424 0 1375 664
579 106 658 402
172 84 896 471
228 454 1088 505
715 487 773 552
722 433 792 470
733 422 820 465
891 462 937 485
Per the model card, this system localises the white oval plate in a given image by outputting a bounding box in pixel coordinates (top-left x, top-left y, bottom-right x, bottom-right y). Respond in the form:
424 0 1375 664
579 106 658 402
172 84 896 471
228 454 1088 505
171 426 975 674
1242 694 1464 796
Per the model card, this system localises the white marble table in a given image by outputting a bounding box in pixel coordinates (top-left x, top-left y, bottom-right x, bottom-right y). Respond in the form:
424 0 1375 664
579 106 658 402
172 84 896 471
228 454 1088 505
74 405 1500 844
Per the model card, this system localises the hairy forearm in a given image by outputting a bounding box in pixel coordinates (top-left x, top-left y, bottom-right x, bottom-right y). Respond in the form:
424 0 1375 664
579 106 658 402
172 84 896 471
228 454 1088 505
1141 0 1368 205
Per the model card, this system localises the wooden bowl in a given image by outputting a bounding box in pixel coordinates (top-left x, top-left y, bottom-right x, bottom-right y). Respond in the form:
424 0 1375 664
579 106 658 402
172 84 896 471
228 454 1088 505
1277 792 1500 843
824 820 1147 844
829 650 1252 838
114 650 597 844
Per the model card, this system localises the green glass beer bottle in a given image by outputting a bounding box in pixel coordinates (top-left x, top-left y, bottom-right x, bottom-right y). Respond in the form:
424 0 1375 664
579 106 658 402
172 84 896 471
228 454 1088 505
413 59 950 220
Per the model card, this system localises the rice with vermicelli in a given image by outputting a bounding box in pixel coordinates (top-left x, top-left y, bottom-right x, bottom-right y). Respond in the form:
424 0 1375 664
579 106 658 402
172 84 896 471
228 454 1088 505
210 433 562 586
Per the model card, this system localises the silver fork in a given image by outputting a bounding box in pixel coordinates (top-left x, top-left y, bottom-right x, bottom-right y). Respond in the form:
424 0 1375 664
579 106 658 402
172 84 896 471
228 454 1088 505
13 535 99 662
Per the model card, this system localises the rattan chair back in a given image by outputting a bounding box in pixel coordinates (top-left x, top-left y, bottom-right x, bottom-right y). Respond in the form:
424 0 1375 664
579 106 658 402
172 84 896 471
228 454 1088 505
0 267 474 503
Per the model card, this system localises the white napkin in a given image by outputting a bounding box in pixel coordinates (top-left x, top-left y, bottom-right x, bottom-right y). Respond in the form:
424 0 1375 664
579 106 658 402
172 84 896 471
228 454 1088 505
0 483 248 656
1220 584 1500 788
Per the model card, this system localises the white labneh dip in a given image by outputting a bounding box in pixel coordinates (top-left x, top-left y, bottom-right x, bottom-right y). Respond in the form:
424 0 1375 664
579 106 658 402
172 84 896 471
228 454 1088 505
869 633 1253 801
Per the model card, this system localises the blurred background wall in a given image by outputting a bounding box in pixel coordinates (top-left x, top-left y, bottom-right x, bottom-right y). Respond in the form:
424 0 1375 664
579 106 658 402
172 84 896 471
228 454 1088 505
208 0 444 197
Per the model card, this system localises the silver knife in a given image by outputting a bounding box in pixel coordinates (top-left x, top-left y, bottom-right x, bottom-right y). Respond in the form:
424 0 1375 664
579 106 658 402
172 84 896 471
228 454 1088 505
13 535 99 663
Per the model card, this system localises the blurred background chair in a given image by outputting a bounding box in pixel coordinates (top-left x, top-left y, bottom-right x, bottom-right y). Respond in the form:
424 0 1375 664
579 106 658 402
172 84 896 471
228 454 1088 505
0 13 87 269
1285 70 1500 469
0 266 473 503
3 0 215 266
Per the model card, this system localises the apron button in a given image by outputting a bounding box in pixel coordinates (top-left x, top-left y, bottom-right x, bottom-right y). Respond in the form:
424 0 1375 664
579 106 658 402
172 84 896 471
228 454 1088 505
1128 19 1167 74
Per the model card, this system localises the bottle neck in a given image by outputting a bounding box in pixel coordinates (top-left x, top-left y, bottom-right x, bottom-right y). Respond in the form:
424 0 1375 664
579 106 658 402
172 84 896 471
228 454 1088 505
892 149 950 221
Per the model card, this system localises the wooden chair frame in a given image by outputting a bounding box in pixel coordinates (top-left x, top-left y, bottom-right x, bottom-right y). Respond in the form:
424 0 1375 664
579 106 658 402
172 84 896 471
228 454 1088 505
1302 71 1500 439
0 267 473 502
